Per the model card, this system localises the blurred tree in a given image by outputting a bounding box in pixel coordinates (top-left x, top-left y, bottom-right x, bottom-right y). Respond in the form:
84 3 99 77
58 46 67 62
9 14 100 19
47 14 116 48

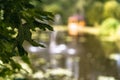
43 0 79 24
103 0 120 19
85 1 103 26
0 0 53 78
42 0 120 25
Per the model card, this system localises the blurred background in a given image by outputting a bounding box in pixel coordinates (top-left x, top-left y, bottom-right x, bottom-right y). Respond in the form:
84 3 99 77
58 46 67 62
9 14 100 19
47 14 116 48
15 0 120 80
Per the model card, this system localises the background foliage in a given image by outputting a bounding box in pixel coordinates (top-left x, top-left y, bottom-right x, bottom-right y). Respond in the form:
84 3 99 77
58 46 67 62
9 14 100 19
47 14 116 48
43 0 120 25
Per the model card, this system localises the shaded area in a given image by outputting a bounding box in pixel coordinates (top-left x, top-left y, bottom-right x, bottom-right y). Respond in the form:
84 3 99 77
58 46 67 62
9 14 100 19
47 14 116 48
78 33 119 80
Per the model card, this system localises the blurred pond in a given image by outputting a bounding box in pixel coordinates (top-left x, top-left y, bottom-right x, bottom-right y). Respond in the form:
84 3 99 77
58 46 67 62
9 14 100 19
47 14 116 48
24 30 119 80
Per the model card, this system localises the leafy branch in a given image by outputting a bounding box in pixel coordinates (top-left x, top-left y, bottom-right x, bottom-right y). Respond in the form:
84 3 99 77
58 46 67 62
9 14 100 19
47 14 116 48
0 0 53 77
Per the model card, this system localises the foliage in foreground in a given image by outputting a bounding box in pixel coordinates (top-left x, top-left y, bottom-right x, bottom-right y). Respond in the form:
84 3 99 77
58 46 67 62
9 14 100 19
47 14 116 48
0 0 53 78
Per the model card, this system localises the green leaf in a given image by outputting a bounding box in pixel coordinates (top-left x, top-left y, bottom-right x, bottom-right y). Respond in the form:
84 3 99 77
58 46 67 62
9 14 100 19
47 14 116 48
10 60 22 71
0 67 12 77
21 56 31 65
17 44 28 56
28 40 46 48
33 20 54 31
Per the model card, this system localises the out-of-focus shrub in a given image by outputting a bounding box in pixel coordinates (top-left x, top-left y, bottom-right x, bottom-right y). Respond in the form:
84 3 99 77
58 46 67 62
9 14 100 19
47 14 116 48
103 0 120 19
86 1 103 26
99 18 120 41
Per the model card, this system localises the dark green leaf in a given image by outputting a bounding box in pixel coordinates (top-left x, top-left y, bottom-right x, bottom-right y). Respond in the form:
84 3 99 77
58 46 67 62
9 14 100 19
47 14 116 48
10 60 22 71
28 40 46 48
22 56 31 64
17 44 28 56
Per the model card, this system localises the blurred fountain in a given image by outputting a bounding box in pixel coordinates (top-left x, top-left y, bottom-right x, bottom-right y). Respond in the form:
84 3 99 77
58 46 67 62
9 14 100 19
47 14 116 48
49 31 80 80
49 31 67 68
66 48 80 80
26 30 80 80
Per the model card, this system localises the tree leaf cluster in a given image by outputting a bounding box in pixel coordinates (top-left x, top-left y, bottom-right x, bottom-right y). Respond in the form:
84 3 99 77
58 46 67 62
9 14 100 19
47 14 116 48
0 0 53 77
